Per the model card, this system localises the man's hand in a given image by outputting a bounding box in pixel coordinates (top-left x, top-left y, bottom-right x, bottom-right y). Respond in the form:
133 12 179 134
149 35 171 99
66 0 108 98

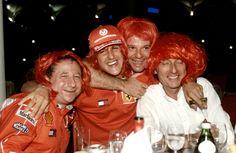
183 81 207 110
121 74 148 98
21 80 39 93
19 85 49 119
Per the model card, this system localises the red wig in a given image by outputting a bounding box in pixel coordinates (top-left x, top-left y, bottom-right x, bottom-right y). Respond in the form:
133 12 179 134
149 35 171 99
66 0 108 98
117 16 159 51
148 32 207 84
34 50 91 96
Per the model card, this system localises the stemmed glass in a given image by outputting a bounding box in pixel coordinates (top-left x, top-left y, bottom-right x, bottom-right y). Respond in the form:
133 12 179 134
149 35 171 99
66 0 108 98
188 124 201 149
108 130 127 153
166 123 185 153
211 122 227 152
148 127 166 153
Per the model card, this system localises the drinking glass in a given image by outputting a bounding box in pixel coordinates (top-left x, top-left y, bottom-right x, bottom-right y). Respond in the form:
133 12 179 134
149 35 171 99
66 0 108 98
211 122 227 151
108 130 127 153
166 123 185 153
234 123 236 144
148 127 166 153
188 124 201 149
75 126 90 151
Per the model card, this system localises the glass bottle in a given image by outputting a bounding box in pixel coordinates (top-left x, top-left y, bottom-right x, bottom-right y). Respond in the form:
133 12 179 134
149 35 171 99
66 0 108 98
134 116 144 133
194 122 217 153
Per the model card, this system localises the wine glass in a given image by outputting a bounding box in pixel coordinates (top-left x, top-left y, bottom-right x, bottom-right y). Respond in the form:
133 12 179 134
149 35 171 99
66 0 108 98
108 130 127 153
148 127 166 153
166 123 185 153
188 124 201 149
211 122 227 151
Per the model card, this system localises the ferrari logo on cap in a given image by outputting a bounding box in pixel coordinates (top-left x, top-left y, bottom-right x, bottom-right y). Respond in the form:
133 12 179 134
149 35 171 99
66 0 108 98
99 28 108 36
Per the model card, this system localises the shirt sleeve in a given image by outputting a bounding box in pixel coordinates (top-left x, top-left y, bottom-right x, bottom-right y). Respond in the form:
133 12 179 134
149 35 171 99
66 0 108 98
198 77 235 145
0 102 38 152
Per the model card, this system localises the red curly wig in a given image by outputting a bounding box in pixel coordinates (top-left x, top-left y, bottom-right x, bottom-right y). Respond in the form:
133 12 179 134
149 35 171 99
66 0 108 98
117 16 159 51
148 32 207 84
34 50 91 96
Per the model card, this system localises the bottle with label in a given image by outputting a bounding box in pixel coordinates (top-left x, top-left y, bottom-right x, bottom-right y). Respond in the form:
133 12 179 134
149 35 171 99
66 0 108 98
134 116 144 133
194 122 217 153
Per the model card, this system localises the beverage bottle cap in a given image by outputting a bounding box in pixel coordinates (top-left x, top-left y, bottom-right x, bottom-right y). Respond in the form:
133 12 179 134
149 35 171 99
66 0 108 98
201 122 211 129
134 116 144 133
134 116 144 120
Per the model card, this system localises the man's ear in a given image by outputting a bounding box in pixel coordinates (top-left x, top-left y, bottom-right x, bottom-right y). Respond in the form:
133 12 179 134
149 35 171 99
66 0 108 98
45 75 50 81
154 70 158 74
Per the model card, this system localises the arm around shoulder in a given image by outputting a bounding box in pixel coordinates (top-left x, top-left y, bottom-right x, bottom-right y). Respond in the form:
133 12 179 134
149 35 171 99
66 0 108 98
83 60 147 98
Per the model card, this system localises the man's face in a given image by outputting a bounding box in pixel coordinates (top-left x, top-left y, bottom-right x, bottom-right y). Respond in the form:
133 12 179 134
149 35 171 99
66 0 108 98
97 45 124 76
156 58 186 92
49 59 82 106
127 36 151 73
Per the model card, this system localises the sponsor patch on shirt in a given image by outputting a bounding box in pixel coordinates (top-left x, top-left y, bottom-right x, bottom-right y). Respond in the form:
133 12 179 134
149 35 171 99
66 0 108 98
44 111 53 126
16 105 37 126
97 99 109 107
12 122 29 133
121 92 136 104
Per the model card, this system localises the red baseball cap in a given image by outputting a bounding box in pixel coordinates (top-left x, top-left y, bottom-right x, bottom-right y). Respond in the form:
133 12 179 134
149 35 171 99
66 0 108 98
88 25 123 52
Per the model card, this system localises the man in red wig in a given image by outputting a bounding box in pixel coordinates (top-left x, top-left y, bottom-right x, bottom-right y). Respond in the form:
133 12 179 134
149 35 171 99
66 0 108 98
0 50 91 152
137 32 235 147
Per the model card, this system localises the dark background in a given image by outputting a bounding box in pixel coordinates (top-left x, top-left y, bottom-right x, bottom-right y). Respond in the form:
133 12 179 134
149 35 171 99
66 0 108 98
3 0 236 93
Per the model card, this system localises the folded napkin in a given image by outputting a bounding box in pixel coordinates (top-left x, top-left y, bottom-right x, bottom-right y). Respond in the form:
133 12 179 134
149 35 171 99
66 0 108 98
121 127 152 153
227 144 236 153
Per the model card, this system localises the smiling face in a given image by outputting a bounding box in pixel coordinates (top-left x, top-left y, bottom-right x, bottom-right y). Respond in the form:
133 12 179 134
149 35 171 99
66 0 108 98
49 59 82 107
156 58 187 96
127 36 151 74
97 44 124 76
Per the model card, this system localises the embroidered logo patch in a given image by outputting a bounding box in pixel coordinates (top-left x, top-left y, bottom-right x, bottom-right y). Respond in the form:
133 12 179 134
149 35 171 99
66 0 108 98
121 92 136 104
12 122 29 133
48 129 57 137
97 99 109 107
44 111 53 126
16 105 37 126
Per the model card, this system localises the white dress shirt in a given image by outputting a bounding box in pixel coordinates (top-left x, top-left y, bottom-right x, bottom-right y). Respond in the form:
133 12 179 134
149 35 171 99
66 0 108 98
137 77 235 145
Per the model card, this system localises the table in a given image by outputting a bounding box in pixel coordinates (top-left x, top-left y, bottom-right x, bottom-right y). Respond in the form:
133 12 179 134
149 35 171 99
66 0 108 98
164 147 229 153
